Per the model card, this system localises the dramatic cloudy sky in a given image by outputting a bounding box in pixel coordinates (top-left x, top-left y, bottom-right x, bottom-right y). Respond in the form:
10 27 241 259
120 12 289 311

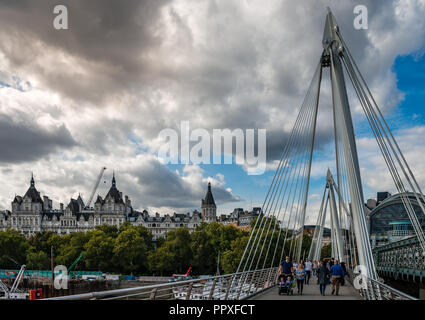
0 0 424 220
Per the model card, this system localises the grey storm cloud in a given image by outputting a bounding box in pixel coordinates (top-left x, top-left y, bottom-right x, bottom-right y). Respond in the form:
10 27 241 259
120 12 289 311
129 159 240 209
0 0 172 104
1 0 424 211
0 114 76 163
0 1 412 153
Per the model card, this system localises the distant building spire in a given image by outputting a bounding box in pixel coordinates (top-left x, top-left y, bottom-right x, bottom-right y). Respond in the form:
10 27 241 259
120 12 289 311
201 182 217 223
203 182 215 206
112 171 116 188
30 172 35 187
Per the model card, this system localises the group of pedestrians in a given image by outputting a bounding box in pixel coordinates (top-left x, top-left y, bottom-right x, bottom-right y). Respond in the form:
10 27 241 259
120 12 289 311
279 256 347 296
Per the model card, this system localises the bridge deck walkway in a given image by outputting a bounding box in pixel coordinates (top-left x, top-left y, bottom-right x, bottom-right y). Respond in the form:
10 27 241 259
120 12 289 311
252 276 362 300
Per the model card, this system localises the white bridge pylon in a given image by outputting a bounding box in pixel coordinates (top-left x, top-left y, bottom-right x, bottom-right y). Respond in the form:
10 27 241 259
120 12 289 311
236 8 425 283
308 169 353 264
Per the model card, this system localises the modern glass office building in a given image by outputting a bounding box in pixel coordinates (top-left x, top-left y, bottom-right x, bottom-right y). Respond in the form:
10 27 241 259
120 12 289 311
368 192 425 248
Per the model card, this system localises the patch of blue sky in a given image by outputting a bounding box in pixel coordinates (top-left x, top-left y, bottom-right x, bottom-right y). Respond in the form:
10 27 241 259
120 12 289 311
128 133 149 154
391 53 425 126
73 155 85 161
353 52 425 138
0 75 31 91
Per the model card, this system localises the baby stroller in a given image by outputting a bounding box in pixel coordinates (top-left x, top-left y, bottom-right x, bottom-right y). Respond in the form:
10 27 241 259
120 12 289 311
278 274 295 296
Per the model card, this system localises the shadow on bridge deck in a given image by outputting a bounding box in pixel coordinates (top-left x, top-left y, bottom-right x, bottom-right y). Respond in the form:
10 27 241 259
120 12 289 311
250 278 362 300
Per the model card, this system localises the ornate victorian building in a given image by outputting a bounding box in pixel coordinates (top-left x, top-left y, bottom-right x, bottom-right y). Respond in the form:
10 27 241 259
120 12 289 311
0 177 221 239
130 210 203 240
0 174 130 236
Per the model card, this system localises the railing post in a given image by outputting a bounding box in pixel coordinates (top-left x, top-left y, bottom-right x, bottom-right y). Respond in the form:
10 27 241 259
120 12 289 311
270 267 279 286
365 279 372 300
265 268 273 288
246 271 254 296
185 283 193 300
208 279 217 300
375 282 382 300
149 288 158 300
258 269 267 292
224 275 235 300
267 268 275 287
236 273 247 300
253 270 261 293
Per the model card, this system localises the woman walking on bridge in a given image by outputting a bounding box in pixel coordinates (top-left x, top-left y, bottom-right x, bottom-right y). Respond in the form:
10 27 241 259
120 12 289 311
318 260 330 296
295 263 306 295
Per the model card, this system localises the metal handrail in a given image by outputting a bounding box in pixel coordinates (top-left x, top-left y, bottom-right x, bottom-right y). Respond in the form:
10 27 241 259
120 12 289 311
362 277 417 300
347 269 417 300
43 267 279 300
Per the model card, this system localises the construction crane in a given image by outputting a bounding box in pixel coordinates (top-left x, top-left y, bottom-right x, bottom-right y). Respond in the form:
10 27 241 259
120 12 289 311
0 265 28 300
85 167 106 209
68 252 85 278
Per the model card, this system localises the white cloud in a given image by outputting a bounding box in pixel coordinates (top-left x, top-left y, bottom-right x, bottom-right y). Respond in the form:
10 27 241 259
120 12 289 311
0 0 425 214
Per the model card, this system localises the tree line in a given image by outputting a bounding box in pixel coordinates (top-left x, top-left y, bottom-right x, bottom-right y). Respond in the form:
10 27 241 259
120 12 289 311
0 219 327 276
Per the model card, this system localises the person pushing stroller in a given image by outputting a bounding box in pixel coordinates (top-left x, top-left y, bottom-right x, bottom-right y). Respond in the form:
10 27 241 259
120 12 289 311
279 256 294 279
278 256 295 295
278 274 294 295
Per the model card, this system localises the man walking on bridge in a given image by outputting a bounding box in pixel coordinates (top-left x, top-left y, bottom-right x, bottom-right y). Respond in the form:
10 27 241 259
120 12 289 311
330 259 345 296
279 256 294 279
304 259 312 284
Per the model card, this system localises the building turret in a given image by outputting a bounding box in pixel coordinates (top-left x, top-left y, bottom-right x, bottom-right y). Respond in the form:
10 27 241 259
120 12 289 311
201 182 217 223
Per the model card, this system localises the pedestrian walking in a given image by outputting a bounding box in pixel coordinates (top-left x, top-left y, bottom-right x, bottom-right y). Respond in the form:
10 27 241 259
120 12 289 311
295 263 306 295
304 259 312 284
279 256 294 280
318 260 330 295
292 260 298 271
340 262 347 286
312 260 318 277
330 259 345 296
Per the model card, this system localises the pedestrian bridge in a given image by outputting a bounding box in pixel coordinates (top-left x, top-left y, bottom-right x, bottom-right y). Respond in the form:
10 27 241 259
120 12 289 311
45 267 415 300
251 280 362 300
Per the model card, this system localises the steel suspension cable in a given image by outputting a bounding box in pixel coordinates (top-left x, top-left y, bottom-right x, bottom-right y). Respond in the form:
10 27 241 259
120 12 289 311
238 65 320 272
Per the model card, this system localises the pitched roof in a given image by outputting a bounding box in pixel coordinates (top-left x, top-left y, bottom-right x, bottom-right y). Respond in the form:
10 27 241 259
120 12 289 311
95 195 103 205
12 195 23 204
202 182 216 206
77 194 85 208
23 174 43 204
102 173 124 205
68 199 80 213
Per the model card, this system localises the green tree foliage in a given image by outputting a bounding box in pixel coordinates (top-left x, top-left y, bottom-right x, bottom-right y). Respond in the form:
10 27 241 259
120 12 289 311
320 243 332 260
26 250 50 270
54 232 91 268
84 230 115 272
189 222 249 275
161 228 193 274
0 221 316 276
28 231 57 253
191 225 216 275
148 246 175 276
113 227 148 275
0 229 28 268
94 225 119 238
222 236 249 274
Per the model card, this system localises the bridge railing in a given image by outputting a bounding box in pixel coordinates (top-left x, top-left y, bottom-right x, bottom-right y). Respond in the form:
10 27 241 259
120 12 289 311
43 267 280 300
347 270 417 300
359 277 417 300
